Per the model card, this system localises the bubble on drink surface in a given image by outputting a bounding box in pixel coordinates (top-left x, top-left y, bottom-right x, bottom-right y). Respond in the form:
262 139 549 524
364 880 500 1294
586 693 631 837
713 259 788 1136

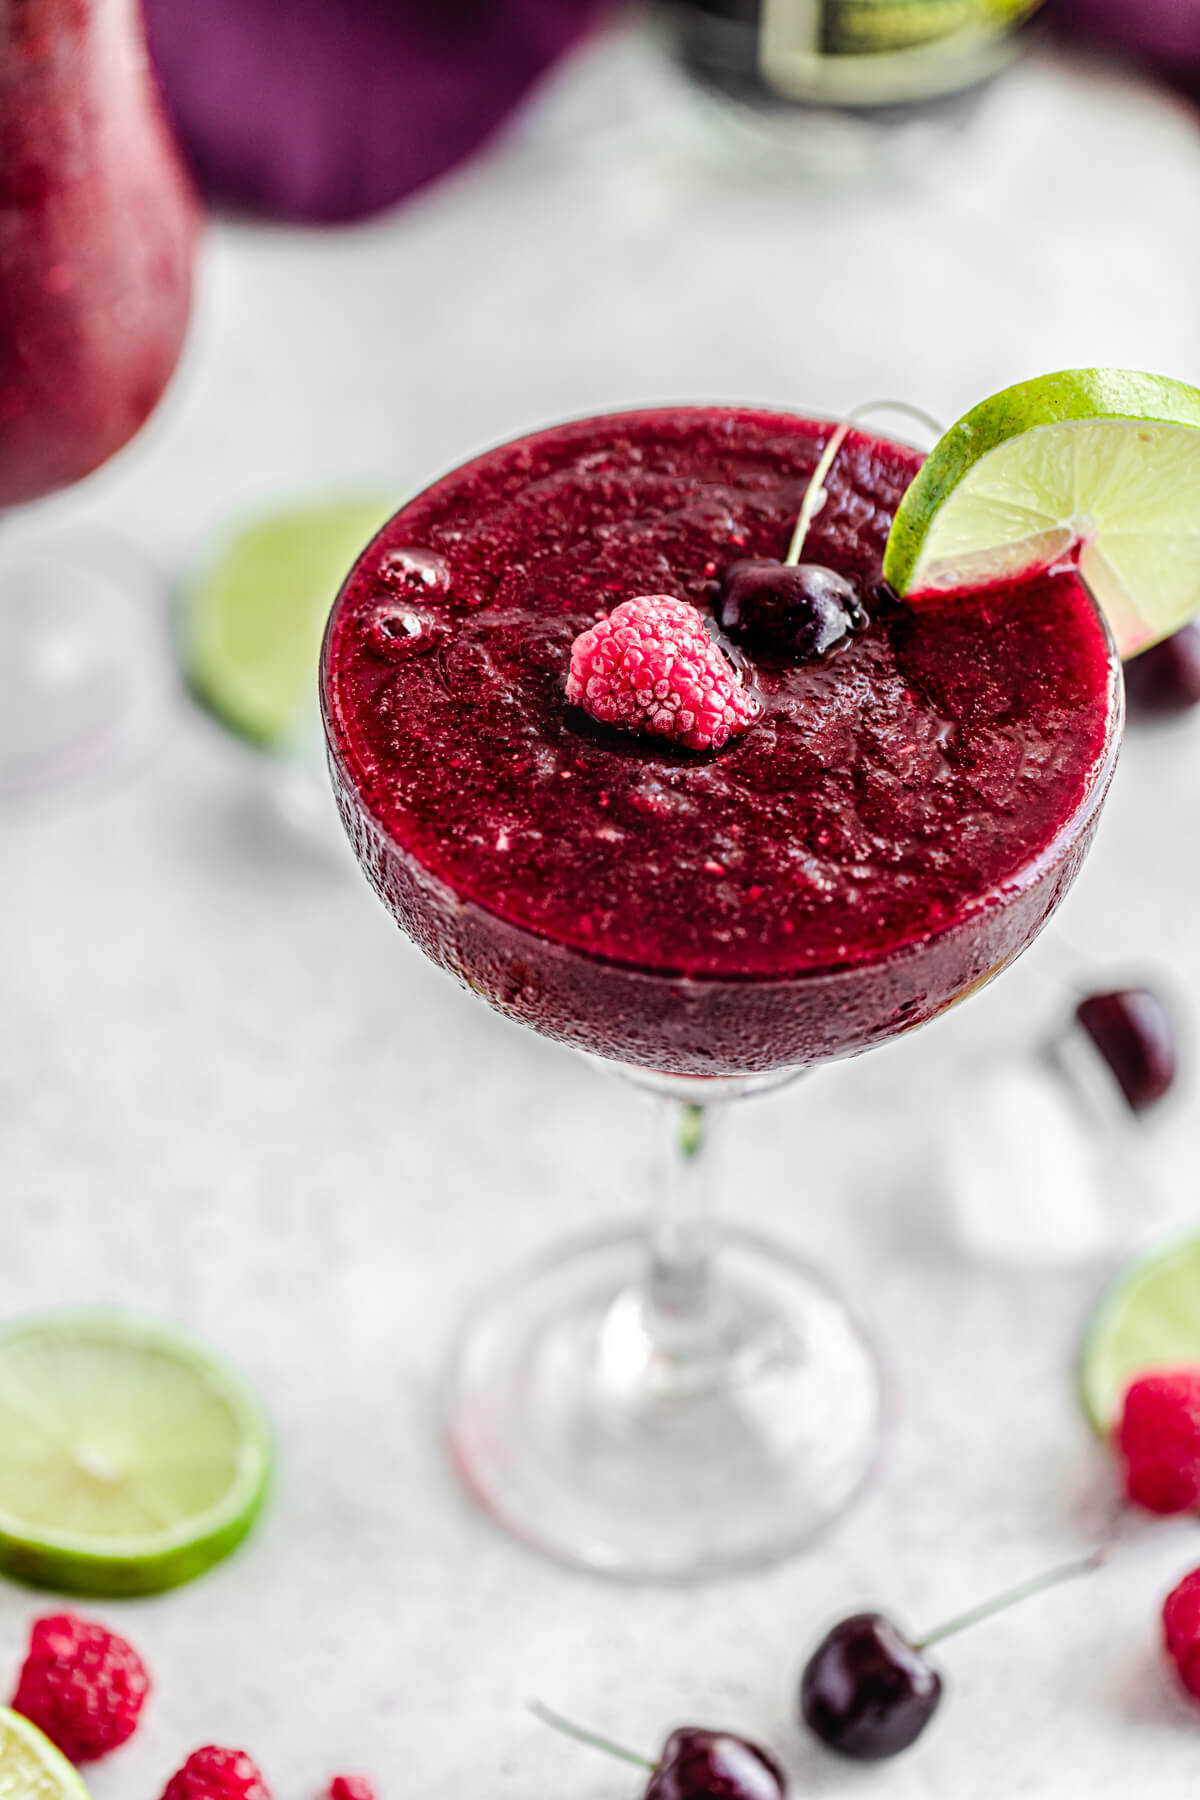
366 603 442 658
378 546 451 595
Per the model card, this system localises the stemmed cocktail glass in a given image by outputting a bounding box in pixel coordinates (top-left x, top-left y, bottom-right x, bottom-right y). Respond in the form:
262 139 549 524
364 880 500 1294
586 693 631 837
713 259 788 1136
321 405 1122 1580
0 0 196 805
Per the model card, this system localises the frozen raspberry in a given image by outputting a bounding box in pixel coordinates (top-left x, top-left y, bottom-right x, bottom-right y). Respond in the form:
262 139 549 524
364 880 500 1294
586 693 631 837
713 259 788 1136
328 1780 377 1800
160 1746 272 1800
1117 1370 1200 1513
11 1612 150 1764
1164 1568 1200 1698
567 595 758 753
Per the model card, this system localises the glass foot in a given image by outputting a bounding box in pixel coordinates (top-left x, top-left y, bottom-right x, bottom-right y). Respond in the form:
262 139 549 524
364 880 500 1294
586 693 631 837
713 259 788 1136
0 526 171 810
447 1223 886 1581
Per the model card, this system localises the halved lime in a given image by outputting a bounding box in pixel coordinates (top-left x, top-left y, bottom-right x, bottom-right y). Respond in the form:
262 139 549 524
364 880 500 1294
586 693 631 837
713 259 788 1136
883 369 1200 656
181 497 396 747
1078 1235 1200 1435
0 1311 272 1596
0 1707 90 1799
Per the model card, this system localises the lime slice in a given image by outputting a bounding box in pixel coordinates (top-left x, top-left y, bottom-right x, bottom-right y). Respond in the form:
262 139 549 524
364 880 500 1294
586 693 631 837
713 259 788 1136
0 1707 90 1799
1078 1235 1200 1435
0 1310 272 1596
883 369 1200 656
181 497 396 747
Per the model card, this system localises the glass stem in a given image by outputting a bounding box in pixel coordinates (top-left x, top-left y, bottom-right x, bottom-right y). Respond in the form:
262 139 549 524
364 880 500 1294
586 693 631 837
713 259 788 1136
642 1096 726 1354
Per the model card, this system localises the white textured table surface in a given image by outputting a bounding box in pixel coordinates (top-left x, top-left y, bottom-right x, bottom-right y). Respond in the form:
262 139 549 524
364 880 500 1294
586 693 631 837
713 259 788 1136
5 21 1200 1798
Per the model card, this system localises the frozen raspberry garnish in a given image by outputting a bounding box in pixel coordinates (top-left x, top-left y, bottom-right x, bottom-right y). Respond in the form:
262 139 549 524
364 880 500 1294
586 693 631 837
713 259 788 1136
328 1779 377 1800
1117 1370 1200 1513
11 1611 150 1764
566 595 758 753
1164 1568 1200 1698
160 1746 272 1800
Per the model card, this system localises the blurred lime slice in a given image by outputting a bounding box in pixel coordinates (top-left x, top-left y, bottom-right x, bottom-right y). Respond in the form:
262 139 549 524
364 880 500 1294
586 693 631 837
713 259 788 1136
0 1707 90 1798
1078 1235 1200 1434
0 1310 272 1596
883 369 1200 656
182 498 396 747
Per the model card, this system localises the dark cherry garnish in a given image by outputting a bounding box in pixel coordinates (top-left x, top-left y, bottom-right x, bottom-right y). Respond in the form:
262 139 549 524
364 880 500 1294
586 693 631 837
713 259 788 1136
532 1703 786 1799
799 1550 1103 1762
800 1614 941 1761
715 559 865 661
647 1728 786 1800
1076 987 1178 1113
1124 625 1200 716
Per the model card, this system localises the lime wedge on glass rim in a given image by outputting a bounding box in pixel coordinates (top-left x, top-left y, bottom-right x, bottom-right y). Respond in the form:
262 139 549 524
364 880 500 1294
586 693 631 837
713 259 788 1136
882 369 1200 657
0 1707 91 1799
1079 1235 1200 1436
0 1310 272 1596
181 497 395 748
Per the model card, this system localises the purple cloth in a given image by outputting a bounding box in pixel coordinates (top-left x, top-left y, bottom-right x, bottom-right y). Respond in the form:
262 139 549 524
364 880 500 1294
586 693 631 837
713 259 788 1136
143 0 614 224
1052 0 1200 86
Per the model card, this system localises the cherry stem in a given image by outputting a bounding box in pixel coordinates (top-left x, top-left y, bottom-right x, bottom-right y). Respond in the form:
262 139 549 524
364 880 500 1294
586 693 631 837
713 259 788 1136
530 1700 656 1772
678 1101 706 1159
784 399 945 569
912 1547 1107 1652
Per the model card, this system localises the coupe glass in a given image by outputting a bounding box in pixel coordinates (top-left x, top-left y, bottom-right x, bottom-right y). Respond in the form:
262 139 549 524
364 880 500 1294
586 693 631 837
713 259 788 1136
321 416 1123 1581
0 0 196 806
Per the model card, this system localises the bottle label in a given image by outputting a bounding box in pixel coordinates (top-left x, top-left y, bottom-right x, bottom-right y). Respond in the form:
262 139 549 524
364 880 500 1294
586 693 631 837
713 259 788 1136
760 0 1043 103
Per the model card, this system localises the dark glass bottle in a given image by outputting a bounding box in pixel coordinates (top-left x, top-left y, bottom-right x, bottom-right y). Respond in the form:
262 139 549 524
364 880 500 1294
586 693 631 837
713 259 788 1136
655 0 1046 168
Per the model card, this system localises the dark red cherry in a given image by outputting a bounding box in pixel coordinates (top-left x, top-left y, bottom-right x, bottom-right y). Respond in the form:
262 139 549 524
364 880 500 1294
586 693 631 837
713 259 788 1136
799 1552 1102 1763
529 1704 786 1799
715 559 865 662
1076 987 1178 1113
646 1728 787 1799
799 1613 942 1761
1124 625 1200 715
